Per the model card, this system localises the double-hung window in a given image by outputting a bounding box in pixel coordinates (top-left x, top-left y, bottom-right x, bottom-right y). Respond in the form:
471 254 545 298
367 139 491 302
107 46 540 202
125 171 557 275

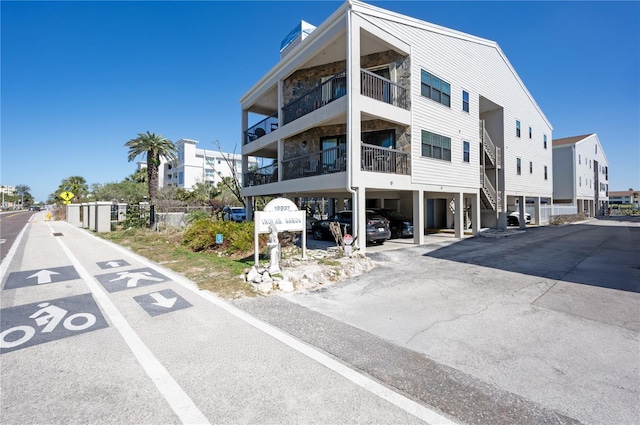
529 161 533 174
421 130 451 161
463 141 470 162
516 121 521 138
516 158 521 175
543 134 547 149
421 70 451 107
462 91 469 112
544 165 548 180
529 127 532 139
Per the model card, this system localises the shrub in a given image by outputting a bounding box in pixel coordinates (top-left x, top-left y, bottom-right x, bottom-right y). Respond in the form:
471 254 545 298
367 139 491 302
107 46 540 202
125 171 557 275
182 218 262 256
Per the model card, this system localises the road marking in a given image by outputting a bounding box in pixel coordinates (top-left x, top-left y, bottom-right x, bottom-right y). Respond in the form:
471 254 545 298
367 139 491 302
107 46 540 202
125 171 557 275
27 269 60 284
77 222 458 424
47 223 209 425
0 224 29 283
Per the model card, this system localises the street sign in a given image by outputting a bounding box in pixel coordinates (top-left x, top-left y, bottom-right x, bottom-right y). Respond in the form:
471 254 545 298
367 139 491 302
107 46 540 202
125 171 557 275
60 191 74 202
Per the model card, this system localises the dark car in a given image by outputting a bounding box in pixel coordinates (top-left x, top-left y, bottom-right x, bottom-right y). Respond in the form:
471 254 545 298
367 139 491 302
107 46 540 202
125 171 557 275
311 210 391 244
368 208 413 239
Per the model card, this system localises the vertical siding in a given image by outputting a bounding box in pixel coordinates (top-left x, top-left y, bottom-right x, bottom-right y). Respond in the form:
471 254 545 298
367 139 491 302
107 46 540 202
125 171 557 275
360 14 553 196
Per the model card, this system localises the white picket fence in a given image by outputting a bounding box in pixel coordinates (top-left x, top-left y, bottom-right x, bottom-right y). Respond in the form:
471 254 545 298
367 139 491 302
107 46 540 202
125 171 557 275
527 204 577 224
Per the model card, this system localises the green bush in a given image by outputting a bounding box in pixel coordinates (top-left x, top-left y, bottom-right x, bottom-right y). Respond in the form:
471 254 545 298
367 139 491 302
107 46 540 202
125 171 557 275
182 218 257 254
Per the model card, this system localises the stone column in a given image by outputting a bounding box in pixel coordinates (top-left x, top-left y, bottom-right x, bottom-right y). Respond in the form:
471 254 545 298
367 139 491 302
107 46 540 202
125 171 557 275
96 202 112 233
82 203 89 228
66 204 81 227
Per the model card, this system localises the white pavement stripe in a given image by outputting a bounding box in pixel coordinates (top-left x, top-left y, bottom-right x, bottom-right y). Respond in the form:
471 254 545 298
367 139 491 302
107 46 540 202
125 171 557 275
48 223 210 425
70 222 457 425
0 223 29 283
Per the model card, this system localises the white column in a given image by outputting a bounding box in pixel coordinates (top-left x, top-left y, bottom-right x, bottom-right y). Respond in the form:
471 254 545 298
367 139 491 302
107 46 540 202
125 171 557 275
533 197 541 225
454 192 463 238
471 192 480 235
518 195 526 229
413 190 424 245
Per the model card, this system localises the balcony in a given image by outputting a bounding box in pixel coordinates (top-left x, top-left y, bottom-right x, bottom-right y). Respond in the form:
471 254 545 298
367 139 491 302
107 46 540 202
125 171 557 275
244 163 278 187
282 144 347 180
245 69 410 137
360 143 410 174
244 113 279 145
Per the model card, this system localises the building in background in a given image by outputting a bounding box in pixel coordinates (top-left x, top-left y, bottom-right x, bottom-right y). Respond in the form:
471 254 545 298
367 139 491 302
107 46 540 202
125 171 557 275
1 185 16 209
239 0 553 252
608 190 639 209
139 139 259 191
552 133 609 216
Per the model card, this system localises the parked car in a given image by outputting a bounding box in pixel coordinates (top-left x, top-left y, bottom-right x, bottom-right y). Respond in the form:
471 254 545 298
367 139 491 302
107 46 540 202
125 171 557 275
368 208 413 239
507 210 531 226
306 213 319 232
28 206 41 211
222 206 246 222
311 210 391 244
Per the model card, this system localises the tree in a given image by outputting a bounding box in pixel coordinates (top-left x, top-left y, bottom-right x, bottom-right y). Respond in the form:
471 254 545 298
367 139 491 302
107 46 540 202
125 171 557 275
125 168 148 184
57 176 89 202
125 131 177 203
90 181 147 204
15 184 31 208
212 140 244 206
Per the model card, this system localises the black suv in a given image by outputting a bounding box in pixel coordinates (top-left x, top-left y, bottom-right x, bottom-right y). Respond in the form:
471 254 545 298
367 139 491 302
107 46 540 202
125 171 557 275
368 208 414 239
311 210 391 244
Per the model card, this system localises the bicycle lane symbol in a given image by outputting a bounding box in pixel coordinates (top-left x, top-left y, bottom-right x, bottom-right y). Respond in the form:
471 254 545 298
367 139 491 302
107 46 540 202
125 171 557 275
0 293 109 354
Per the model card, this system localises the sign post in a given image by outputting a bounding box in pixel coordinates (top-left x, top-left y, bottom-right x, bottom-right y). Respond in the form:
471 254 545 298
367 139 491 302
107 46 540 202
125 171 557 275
254 198 306 267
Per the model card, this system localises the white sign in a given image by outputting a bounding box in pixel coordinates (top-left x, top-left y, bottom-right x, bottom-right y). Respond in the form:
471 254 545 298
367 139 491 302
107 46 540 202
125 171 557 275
253 197 307 266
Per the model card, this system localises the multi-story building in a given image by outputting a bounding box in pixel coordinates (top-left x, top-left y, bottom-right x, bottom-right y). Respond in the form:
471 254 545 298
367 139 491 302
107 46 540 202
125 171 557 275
239 0 553 252
552 133 609 216
140 139 258 191
608 190 638 208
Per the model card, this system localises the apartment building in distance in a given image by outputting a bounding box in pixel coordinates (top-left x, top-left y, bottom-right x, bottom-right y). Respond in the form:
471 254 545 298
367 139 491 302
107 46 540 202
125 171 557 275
239 0 553 252
139 139 258 191
552 133 609 216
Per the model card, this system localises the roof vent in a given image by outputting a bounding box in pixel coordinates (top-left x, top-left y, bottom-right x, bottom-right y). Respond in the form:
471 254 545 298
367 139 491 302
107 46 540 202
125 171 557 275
280 20 316 59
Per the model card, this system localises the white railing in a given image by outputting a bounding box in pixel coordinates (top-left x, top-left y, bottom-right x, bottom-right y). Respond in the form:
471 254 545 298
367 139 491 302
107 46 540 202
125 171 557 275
530 204 578 224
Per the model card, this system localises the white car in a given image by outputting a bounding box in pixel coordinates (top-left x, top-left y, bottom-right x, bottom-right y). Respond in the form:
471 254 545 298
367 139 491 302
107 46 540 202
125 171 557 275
222 206 246 222
507 211 531 226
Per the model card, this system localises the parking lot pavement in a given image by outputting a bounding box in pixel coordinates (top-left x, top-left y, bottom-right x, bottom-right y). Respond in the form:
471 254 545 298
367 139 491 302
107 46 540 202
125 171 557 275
242 218 640 425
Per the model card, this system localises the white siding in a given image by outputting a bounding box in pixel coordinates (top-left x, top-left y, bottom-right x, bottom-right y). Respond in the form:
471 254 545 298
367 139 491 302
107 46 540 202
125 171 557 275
552 145 574 201
359 13 553 196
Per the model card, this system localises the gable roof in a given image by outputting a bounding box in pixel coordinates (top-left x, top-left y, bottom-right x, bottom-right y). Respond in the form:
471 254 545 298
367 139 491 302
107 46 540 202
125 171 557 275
552 133 594 147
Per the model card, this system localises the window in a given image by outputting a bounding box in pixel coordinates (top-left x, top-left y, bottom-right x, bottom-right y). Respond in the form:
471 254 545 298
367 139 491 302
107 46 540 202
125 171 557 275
178 171 184 185
544 165 548 180
579 176 582 186
421 70 451 107
595 145 598 154
516 121 521 138
529 161 533 174
462 90 469 112
529 127 532 139
589 159 591 168
579 154 581 164
421 130 451 161
516 158 521 175
362 129 395 148
463 141 470 162
543 134 547 149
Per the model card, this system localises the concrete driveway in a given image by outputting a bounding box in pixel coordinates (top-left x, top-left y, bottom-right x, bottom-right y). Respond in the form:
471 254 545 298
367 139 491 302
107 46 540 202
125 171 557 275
240 217 640 424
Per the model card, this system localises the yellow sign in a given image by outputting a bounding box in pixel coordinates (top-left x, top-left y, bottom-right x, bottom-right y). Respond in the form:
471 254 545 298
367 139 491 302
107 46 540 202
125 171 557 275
60 191 74 202
62 200 71 205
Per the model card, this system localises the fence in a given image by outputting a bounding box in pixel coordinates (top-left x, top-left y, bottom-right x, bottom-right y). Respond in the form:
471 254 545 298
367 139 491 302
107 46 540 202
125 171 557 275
530 204 577 224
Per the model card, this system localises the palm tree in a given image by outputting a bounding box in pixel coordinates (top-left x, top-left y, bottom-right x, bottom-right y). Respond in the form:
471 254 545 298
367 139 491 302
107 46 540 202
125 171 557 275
15 184 31 209
59 176 89 201
125 131 177 203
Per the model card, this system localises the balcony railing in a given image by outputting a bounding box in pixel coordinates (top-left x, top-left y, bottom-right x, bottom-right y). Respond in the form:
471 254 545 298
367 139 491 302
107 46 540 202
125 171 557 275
360 143 410 175
244 113 279 145
361 69 408 110
281 145 347 181
243 163 278 187
281 71 347 125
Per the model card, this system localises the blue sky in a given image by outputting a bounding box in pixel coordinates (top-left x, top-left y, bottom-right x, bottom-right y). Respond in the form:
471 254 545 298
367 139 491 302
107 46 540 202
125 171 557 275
2 1 638 202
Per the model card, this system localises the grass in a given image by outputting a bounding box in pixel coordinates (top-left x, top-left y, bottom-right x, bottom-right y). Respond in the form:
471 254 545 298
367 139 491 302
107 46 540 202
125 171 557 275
99 227 258 299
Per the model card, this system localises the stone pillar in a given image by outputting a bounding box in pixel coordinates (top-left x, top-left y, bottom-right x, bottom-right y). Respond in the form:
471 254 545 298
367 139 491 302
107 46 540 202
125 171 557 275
533 197 541 225
88 203 97 231
96 202 112 233
82 203 89 228
66 204 81 227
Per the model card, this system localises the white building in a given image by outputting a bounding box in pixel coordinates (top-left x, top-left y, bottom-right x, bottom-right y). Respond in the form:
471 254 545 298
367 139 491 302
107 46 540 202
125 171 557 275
140 139 259 191
239 0 553 252
552 133 609 216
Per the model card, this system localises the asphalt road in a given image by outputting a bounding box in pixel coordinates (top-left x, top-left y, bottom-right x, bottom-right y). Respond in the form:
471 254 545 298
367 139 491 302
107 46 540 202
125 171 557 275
0 210 35 262
237 216 640 425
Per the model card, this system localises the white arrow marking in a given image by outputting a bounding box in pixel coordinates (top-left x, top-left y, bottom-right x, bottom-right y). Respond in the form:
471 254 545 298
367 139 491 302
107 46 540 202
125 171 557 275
150 292 177 309
106 261 121 268
27 269 60 284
